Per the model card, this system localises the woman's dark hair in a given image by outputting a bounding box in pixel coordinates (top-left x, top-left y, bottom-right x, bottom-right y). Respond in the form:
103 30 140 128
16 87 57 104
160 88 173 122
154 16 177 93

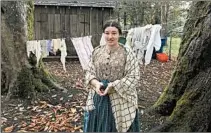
103 20 122 35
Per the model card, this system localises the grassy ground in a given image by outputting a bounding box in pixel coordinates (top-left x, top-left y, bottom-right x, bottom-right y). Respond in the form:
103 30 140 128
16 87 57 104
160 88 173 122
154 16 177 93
163 37 181 58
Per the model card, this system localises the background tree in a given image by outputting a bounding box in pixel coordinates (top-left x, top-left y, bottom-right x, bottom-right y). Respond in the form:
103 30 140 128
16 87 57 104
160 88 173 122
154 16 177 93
114 1 149 29
149 1 211 131
114 1 189 37
167 1 191 37
1 1 65 101
160 1 169 38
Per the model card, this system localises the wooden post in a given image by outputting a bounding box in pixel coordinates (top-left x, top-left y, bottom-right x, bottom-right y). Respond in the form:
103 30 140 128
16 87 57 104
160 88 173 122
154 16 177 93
89 7 92 34
124 12 126 28
169 34 172 60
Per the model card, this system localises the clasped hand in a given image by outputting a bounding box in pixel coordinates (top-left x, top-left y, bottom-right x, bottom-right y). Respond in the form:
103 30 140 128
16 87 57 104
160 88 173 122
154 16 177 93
95 82 112 96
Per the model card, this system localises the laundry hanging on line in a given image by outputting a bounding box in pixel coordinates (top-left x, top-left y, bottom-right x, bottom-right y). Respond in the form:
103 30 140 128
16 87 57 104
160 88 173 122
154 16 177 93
125 24 162 65
26 40 42 67
145 24 162 65
26 38 67 71
71 35 93 70
100 33 106 46
60 39 67 72
132 24 152 65
40 40 49 57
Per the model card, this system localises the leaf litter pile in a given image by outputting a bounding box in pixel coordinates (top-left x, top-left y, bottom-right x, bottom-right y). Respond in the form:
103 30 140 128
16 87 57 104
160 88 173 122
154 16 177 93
1 59 176 132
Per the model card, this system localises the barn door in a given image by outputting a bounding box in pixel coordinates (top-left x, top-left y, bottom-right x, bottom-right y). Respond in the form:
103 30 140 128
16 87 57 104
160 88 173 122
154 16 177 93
69 14 77 37
78 14 85 37
69 14 85 37
54 14 61 38
47 14 61 39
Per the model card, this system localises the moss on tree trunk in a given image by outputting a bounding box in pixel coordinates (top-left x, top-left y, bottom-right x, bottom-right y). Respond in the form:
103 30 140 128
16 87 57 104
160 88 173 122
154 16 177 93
1 1 66 101
150 1 211 131
26 0 34 40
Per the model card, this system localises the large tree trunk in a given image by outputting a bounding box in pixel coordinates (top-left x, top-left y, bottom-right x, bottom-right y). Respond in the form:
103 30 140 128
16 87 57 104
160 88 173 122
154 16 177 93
1 1 28 99
150 1 211 131
1 1 66 101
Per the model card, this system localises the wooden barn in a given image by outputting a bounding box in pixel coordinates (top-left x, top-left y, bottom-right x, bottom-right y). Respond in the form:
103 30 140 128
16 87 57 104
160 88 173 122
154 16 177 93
34 0 117 56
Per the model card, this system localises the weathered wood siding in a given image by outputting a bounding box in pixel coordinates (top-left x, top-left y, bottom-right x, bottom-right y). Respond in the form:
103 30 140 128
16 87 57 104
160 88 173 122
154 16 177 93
34 6 114 56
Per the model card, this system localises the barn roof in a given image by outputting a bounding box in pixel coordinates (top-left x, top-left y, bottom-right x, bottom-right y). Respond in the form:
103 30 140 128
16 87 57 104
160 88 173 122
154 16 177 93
34 0 118 8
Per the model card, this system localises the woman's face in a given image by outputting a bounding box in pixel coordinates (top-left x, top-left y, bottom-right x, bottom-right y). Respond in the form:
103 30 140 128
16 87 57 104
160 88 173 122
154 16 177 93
104 26 120 46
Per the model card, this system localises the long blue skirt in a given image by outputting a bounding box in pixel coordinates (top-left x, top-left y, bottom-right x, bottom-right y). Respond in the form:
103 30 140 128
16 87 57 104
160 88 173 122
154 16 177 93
83 93 140 132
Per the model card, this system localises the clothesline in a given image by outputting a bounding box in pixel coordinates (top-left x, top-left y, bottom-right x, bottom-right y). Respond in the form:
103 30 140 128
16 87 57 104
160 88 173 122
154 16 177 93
27 35 94 72
33 33 103 41
124 24 162 66
26 38 67 71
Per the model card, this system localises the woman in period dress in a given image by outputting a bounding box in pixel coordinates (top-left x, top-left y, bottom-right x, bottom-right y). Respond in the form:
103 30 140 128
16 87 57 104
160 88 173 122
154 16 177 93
83 20 141 132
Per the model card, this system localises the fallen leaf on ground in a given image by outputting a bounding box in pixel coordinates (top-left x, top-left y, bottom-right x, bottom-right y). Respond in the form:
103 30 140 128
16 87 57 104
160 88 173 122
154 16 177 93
71 108 77 113
74 126 82 130
17 130 27 132
4 125 14 132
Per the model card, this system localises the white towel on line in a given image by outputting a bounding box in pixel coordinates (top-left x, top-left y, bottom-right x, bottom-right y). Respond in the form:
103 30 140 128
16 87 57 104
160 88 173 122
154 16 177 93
71 36 93 70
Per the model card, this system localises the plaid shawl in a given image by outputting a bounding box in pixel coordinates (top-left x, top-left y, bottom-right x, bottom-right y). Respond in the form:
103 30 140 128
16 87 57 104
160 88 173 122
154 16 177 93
84 45 140 132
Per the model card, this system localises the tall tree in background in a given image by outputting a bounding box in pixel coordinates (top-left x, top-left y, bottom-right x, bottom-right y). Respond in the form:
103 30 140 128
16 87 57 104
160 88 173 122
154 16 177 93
116 0 189 37
116 1 166 29
115 1 151 28
160 2 169 38
1 1 65 101
167 1 190 37
151 1 211 131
